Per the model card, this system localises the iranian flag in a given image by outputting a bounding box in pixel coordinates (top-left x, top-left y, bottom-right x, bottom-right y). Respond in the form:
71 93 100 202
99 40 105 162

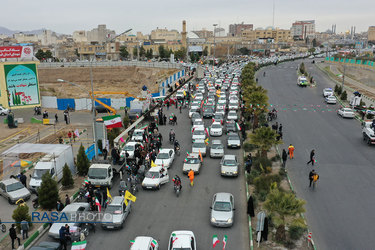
172 233 178 244
71 241 87 250
102 115 122 128
222 235 228 249
95 198 102 212
236 123 241 131
151 239 158 247
213 235 220 248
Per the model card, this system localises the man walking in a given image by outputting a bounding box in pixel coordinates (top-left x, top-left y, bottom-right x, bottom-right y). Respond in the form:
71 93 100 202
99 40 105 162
307 149 315 165
188 169 195 187
288 144 295 159
19 172 27 187
309 170 319 188
21 220 29 240
282 149 288 168
9 224 20 249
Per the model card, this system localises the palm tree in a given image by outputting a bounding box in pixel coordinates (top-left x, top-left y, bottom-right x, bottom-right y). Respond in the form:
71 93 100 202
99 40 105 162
250 127 281 157
243 86 269 129
264 189 306 242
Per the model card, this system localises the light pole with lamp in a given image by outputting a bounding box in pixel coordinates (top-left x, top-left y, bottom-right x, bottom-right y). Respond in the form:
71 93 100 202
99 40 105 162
57 78 98 158
213 24 218 70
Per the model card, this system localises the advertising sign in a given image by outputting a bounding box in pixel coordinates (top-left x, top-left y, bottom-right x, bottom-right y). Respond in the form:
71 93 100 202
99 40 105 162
4 64 40 107
0 46 34 58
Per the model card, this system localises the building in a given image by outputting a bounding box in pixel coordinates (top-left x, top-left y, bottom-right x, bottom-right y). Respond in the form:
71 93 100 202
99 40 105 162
87 24 116 44
150 28 181 43
242 27 291 43
368 26 375 42
229 23 253 37
192 29 213 38
73 31 88 43
214 27 226 37
291 20 315 40
77 43 107 60
40 30 58 46
13 33 39 43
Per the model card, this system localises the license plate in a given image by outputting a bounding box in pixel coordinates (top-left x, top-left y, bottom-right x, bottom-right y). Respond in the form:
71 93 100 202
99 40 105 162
107 226 114 229
147 186 152 189
95 185 100 187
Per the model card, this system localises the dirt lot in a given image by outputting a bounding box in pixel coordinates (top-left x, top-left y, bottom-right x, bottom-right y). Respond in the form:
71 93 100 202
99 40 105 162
38 66 178 98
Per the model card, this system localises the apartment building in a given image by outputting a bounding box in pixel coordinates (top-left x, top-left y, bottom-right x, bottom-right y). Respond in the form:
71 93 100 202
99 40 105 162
291 20 315 40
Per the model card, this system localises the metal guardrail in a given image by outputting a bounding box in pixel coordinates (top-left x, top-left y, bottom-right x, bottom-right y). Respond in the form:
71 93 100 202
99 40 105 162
38 61 183 69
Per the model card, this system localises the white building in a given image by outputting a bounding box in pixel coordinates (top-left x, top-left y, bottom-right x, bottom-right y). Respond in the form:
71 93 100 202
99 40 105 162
87 24 116 44
291 20 315 40
73 31 88 43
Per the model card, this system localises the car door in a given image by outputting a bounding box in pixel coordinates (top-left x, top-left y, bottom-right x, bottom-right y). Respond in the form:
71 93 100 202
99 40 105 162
161 171 169 184
169 150 175 163
0 183 5 197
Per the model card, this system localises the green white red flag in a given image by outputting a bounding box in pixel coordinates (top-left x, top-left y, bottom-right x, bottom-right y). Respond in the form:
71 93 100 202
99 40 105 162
151 239 158 247
71 241 87 250
213 235 219 248
102 115 122 128
223 235 228 249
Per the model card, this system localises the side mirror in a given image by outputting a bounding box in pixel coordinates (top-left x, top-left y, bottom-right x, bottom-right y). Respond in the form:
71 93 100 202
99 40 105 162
210 206 212 209
233 208 236 211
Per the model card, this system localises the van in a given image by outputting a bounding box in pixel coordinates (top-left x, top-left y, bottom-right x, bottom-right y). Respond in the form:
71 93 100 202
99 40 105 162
102 196 131 229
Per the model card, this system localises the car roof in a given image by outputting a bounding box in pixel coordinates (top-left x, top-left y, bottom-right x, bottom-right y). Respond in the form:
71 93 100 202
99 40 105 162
170 231 195 248
214 192 233 202
223 155 236 160
62 203 90 212
211 121 221 125
193 139 205 143
159 148 173 153
108 196 124 206
1 178 20 185
131 236 153 249
212 139 222 144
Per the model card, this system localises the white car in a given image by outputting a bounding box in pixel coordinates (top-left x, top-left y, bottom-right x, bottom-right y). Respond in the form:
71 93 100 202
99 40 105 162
210 122 223 136
131 129 145 142
227 110 238 121
337 107 355 118
0 106 9 116
194 93 204 102
154 149 175 168
168 231 196 250
130 236 159 250
228 100 239 110
218 97 227 106
210 140 224 158
183 153 202 174
192 118 204 131
192 139 207 156
325 95 337 104
120 141 143 159
216 105 226 116
189 106 200 118
192 127 207 142
142 166 169 190
323 88 333 97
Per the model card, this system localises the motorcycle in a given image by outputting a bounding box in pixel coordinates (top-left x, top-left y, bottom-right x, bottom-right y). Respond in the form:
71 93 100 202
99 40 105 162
32 196 39 209
0 219 6 233
174 183 181 197
76 188 87 202
175 146 180 156
119 181 127 196
169 134 175 144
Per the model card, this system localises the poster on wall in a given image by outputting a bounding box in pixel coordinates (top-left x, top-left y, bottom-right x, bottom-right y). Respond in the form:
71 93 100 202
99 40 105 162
4 64 40 107
0 46 34 58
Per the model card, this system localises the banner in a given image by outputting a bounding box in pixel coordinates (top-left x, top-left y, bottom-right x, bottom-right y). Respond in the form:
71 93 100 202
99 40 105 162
4 63 40 107
0 46 33 58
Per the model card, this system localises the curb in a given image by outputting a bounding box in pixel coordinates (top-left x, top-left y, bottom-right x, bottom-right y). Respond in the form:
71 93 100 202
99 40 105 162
274 146 316 250
244 152 254 250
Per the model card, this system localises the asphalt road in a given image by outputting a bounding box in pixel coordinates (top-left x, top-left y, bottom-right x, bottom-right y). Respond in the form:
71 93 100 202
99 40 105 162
259 60 375 250
35 91 249 249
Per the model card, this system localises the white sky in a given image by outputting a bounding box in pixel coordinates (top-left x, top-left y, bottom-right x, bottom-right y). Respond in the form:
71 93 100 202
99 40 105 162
1 0 374 34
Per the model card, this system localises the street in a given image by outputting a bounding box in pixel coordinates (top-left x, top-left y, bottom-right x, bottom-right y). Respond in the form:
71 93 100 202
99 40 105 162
259 60 375 249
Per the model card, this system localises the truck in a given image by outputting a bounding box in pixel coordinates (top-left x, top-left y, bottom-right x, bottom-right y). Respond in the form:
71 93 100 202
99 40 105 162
128 100 149 122
362 120 375 145
29 145 74 193
87 163 114 189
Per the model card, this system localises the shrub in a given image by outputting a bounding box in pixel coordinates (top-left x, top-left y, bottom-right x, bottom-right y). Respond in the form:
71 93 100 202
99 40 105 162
270 154 281 162
340 90 347 101
244 142 257 152
289 218 307 240
337 85 342 95
254 174 281 195
334 85 339 93
366 113 374 119
77 144 90 176
38 172 59 210
253 156 272 172
12 204 32 231
123 115 130 128
247 169 261 184
61 164 74 188
360 100 366 107
257 190 268 202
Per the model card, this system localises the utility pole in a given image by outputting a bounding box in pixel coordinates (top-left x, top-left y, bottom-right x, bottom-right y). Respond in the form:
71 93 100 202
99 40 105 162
213 24 218 70
342 63 345 89
90 64 98 158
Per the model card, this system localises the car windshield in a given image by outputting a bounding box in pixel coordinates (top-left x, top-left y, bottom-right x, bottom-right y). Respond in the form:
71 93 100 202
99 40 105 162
157 153 170 159
134 131 143 136
146 171 159 178
205 108 213 112
88 168 108 179
193 142 206 148
123 145 135 151
214 201 232 212
186 158 199 164
212 144 223 149
229 112 237 116
214 115 223 119
194 121 203 126
228 135 239 140
193 130 205 135
105 205 122 214
212 124 221 129
32 169 48 179
6 182 24 192
343 108 353 112
172 248 190 250
224 160 237 166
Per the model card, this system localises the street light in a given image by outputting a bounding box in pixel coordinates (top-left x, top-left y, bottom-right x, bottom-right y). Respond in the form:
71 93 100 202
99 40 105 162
213 24 218 70
57 78 98 158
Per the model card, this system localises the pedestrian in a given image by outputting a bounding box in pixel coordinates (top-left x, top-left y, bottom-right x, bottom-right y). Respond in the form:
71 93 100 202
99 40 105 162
72 131 76 142
175 99 178 109
247 195 255 217
288 144 295 159
158 133 163 142
167 100 170 110
56 200 64 211
188 169 195 187
58 136 63 144
309 170 315 187
307 149 315 166
245 153 252 173
64 112 68 124
19 172 27 187
34 106 38 115
163 114 167 125
55 113 58 123
67 131 72 143
282 149 288 168
102 147 108 160
65 194 70 206
179 104 182 113
173 115 177 125
276 131 282 141
21 219 29 240
9 224 20 249
279 123 282 133
59 225 68 250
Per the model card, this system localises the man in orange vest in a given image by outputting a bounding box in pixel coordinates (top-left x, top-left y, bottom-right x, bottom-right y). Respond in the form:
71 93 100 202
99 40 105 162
188 169 195 187
288 144 295 159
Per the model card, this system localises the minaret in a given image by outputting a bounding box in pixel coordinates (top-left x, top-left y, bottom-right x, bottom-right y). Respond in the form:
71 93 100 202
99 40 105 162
182 20 187 47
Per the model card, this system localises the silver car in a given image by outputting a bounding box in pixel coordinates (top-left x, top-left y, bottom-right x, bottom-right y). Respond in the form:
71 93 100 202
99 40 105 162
227 132 241 148
101 196 131 229
192 140 207 156
210 192 235 227
0 178 31 204
183 153 202 174
210 140 224 158
220 155 239 177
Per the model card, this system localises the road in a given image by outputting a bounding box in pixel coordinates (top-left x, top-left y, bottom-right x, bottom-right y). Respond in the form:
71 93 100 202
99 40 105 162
35 89 249 249
258 60 375 249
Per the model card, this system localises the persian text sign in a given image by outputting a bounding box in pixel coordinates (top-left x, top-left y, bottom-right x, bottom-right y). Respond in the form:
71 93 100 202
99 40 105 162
0 46 33 58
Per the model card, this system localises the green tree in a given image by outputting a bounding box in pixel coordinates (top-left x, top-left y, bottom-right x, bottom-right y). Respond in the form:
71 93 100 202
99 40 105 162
238 47 250 55
203 46 208 56
77 144 90 176
61 163 74 188
145 49 153 59
308 48 316 54
250 127 281 157
108 128 121 147
299 62 306 75
243 86 269 128
38 172 59 210
119 45 129 59
35 49 45 61
158 45 167 58
139 46 146 58
45 50 53 58
133 47 138 58
174 47 187 60
123 115 130 128
312 38 317 47
264 189 305 242
12 204 32 231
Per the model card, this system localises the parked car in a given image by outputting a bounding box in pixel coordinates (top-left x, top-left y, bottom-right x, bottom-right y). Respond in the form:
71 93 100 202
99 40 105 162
337 107 355 118
323 88 333 97
227 111 238 121
210 122 223 136
210 140 224 158
168 231 196 250
155 149 175 168
210 192 235 227
142 166 169 190
325 95 337 104
0 106 9 116
182 153 202 174
220 155 239 177
192 139 207 157
227 132 241 148
0 178 31 204
101 196 131 229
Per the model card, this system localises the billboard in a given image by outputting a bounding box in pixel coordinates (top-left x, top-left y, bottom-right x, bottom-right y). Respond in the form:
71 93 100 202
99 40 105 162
0 46 34 59
3 64 40 107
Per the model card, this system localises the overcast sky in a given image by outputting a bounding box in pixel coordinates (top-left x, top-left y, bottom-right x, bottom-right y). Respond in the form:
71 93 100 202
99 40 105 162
1 0 374 35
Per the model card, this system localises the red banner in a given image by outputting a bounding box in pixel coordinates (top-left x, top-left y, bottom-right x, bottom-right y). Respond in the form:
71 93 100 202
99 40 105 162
0 46 33 58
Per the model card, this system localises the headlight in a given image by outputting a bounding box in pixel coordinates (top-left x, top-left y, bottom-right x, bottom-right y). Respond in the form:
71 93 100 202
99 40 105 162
221 171 226 174
233 171 238 174
211 217 216 223
227 218 233 223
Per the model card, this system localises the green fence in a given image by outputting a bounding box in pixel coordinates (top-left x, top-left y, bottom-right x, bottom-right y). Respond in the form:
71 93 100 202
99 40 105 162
326 57 375 67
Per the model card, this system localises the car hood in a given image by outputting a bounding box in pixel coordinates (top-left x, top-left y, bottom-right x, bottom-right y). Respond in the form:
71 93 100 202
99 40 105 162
142 177 161 185
49 222 76 238
192 148 206 153
228 139 240 144
183 163 200 171
211 148 224 153
102 213 123 224
155 159 171 167
211 210 233 221
192 135 206 140
221 165 238 171
8 188 31 199
29 178 42 187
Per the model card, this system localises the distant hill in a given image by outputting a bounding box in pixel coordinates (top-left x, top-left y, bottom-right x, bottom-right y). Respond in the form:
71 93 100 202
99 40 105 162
0 26 46 36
